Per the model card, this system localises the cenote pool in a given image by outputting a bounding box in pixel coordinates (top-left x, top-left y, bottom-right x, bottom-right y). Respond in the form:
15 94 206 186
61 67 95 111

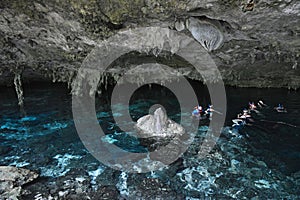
0 81 299 199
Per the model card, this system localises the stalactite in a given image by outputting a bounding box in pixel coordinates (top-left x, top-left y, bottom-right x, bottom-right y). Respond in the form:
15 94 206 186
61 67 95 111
14 72 25 115
104 74 108 90
292 61 297 70
67 70 75 89
52 71 57 83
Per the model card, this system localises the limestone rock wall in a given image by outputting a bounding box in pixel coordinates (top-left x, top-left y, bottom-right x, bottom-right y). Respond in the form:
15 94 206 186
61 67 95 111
0 0 299 88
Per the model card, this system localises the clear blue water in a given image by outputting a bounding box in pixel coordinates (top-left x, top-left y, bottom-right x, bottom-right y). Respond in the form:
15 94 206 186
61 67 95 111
0 82 299 199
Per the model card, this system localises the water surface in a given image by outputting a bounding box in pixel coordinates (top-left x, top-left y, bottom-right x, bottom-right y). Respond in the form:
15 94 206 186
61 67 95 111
0 82 299 199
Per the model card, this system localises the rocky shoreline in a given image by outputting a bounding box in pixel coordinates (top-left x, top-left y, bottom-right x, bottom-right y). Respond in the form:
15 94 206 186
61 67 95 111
0 166 38 200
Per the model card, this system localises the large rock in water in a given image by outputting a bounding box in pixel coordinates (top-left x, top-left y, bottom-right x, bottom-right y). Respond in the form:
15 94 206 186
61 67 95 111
136 108 184 138
0 166 39 200
135 108 187 155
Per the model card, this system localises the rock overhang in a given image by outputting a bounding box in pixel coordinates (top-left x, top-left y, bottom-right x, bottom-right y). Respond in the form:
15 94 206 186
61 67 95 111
0 0 299 89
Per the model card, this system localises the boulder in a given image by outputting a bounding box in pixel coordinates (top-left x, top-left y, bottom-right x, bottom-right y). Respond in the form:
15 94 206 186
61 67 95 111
136 108 184 138
0 166 39 200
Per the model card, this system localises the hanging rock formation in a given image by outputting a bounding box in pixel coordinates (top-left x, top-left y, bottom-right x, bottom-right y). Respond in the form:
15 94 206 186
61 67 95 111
0 0 299 89
186 17 224 52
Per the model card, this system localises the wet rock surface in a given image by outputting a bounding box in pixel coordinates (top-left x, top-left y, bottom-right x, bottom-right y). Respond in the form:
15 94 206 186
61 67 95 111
21 169 121 200
135 107 189 164
0 0 299 88
136 107 185 138
0 166 38 200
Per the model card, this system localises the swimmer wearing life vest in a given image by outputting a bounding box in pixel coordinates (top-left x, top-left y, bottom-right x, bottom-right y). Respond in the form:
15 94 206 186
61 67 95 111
192 105 204 117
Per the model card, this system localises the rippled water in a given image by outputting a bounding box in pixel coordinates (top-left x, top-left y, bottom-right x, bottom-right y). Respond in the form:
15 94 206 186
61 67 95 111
0 82 299 199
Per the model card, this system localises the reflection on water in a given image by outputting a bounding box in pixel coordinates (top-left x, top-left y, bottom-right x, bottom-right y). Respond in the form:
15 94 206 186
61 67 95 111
0 82 299 199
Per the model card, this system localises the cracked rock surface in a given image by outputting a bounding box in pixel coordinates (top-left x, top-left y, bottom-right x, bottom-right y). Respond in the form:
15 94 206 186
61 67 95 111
0 0 299 88
0 166 38 200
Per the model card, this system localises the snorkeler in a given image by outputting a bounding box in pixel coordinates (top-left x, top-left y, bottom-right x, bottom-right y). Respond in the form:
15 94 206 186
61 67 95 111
249 102 257 110
232 118 246 128
274 104 287 113
192 105 204 117
205 105 214 119
234 108 254 126
237 109 252 120
205 105 214 114
197 105 203 113
258 100 267 108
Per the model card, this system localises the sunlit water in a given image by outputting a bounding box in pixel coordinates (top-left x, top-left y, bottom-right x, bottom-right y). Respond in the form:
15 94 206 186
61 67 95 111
0 82 299 199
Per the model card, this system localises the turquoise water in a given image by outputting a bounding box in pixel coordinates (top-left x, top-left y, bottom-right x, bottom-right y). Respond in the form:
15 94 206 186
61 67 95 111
0 82 299 199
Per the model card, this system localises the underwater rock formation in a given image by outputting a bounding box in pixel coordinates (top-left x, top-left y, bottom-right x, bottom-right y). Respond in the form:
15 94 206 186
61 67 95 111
0 0 299 89
0 166 38 199
135 107 185 138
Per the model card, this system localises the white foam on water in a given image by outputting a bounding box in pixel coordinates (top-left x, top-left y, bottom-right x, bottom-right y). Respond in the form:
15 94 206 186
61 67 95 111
4 155 21 160
75 177 86 183
116 172 129 197
20 116 37 122
101 134 118 144
9 160 30 168
4 156 30 167
254 179 273 189
113 112 123 117
222 127 243 139
88 166 105 185
40 153 82 177
96 112 110 118
149 171 160 178
43 122 68 130
177 166 218 196
224 188 244 199
198 126 209 132
229 159 241 174
1 122 27 132
130 154 168 173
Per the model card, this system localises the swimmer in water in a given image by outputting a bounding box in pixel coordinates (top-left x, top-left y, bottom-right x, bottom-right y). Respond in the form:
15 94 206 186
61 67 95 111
274 104 287 113
205 105 214 119
192 105 203 117
258 100 267 108
237 109 251 119
249 102 257 110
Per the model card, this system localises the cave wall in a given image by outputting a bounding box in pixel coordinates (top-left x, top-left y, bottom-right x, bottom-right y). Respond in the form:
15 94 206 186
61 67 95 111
0 0 299 89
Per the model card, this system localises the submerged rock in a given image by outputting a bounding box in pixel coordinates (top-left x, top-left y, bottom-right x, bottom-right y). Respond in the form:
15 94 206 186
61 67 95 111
0 166 38 200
